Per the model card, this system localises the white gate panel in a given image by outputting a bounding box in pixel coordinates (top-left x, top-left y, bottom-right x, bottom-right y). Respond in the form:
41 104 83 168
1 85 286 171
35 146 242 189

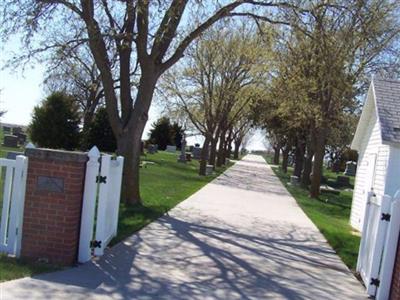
0 155 28 257
78 147 124 263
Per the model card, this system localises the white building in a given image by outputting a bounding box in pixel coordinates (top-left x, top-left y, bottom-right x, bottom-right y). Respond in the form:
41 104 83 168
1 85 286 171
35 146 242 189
350 78 400 231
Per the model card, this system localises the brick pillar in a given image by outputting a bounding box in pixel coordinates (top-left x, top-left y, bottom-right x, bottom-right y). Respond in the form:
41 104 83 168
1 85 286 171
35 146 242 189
21 148 87 265
390 233 400 299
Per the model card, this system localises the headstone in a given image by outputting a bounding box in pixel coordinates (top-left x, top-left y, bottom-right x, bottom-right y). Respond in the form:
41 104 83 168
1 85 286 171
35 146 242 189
15 132 27 145
185 153 192 161
290 175 300 185
206 165 214 176
3 135 18 148
336 176 350 187
147 144 157 154
2 126 11 133
192 146 202 160
166 145 176 153
178 134 187 163
344 161 357 176
6 151 23 160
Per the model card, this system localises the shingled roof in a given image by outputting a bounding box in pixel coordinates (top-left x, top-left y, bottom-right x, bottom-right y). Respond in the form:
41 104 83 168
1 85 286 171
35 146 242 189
373 78 400 144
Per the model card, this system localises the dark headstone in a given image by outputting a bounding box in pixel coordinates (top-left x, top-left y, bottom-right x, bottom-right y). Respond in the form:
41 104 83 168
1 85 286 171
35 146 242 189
344 161 357 176
336 176 350 187
147 144 157 154
185 153 192 162
6 151 23 160
290 175 300 185
3 135 18 148
2 126 11 133
192 146 202 160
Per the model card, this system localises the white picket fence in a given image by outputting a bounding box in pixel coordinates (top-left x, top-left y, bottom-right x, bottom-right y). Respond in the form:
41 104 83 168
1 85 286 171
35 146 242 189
78 146 124 263
357 190 400 299
0 155 28 257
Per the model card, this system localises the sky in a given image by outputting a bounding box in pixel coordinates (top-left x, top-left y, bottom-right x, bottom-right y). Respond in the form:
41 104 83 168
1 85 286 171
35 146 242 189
0 36 268 151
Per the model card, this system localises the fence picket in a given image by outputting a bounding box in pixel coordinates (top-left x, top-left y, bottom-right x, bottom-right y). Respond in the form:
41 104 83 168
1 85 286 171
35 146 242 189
94 154 111 256
0 165 14 250
6 156 28 255
78 146 100 263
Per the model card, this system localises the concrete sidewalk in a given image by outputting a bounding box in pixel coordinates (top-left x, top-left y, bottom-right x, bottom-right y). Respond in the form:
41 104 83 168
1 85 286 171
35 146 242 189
0 155 367 299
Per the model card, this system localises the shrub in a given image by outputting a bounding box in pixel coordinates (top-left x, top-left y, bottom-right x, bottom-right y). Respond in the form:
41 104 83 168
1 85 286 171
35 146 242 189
29 92 80 150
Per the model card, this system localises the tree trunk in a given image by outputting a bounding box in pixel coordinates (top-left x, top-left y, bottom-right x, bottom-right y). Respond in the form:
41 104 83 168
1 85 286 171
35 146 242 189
233 140 241 159
199 136 211 175
117 70 158 205
293 142 305 178
310 130 327 198
281 148 290 173
216 129 226 167
301 152 313 188
273 146 280 165
208 137 218 167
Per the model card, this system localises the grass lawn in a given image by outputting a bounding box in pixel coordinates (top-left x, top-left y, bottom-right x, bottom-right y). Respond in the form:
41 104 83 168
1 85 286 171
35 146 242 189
264 155 360 271
0 133 234 281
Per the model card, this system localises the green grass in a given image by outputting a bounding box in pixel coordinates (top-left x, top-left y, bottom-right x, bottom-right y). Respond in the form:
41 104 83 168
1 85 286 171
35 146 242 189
264 155 360 271
114 151 233 244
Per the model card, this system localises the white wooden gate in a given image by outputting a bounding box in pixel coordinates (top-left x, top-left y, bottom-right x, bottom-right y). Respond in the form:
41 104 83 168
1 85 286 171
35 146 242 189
0 155 28 257
357 190 400 299
78 146 124 263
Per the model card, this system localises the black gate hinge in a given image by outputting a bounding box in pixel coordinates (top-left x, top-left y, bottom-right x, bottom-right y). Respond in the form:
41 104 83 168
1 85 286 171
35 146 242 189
381 213 391 222
370 278 380 287
96 176 107 184
90 240 102 249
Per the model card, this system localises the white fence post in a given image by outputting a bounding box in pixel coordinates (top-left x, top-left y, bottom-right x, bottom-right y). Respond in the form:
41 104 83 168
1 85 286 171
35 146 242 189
78 146 100 263
94 154 111 256
376 191 400 300
6 155 28 256
357 191 375 272
15 156 28 257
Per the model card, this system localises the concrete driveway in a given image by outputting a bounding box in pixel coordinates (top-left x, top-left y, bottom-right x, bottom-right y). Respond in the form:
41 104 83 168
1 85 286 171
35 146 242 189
0 155 367 299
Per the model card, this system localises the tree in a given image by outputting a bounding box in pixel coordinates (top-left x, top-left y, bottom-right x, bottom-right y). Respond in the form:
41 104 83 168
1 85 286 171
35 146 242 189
29 92 80 150
1 0 290 204
162 26 270 174
44 44 105 131
82 107 117 152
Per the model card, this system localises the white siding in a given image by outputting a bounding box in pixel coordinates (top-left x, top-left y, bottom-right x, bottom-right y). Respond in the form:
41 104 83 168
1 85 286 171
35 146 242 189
350 112 390 231
384 146 400 197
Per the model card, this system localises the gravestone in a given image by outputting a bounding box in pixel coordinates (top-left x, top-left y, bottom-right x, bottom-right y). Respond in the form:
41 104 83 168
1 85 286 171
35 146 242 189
15 132 27 145
178 135 187 163
147 144 157 154
206 165 214 176
290 175 300 185
3 135 18 148
6 151 24 160
337 176 350 187
192 146 202 160
2 126 11 133
344 161 357 176
166 145 176 153
185 153 192 161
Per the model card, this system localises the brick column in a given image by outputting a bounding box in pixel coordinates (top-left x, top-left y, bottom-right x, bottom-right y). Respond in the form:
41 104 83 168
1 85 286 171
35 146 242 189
21 148 87 265
391 234 400 299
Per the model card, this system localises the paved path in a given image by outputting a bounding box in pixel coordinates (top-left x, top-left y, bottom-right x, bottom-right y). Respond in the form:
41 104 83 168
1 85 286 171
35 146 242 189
0 155 367 300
